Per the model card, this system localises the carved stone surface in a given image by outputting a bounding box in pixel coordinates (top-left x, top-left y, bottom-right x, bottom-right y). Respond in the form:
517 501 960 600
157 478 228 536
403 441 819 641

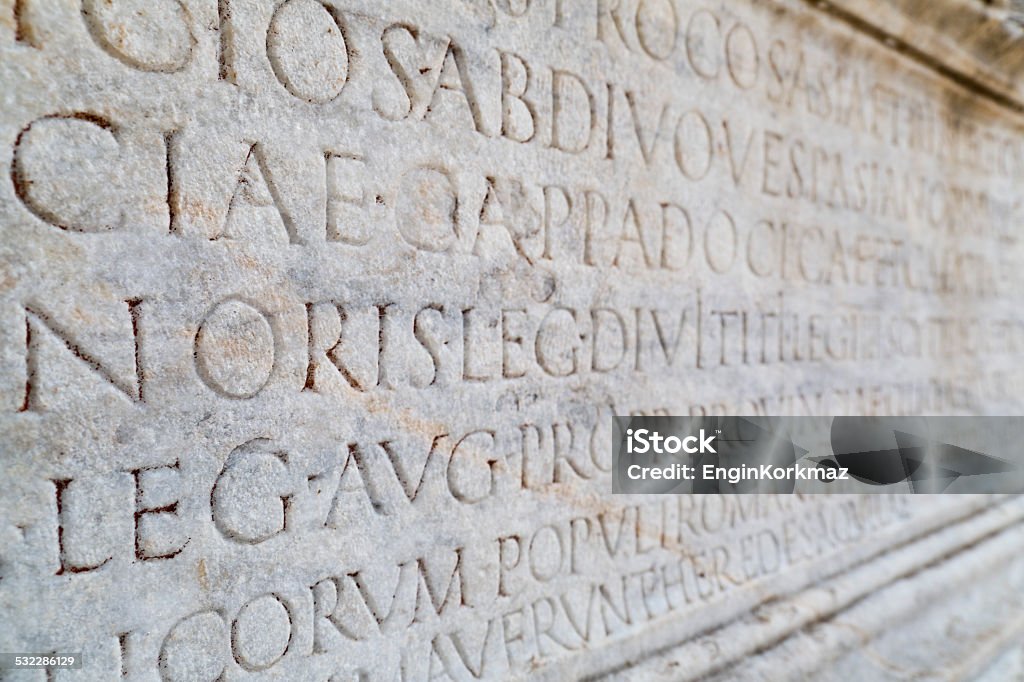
0 0 1022 680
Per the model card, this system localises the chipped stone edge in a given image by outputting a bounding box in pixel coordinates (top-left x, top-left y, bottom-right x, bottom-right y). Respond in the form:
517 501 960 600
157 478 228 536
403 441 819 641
691 501 1024 681
533 495 1023 681
808 0 1024 113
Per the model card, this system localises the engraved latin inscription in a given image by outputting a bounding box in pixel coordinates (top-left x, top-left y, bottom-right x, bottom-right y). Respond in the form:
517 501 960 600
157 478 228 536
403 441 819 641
0 0 1022 680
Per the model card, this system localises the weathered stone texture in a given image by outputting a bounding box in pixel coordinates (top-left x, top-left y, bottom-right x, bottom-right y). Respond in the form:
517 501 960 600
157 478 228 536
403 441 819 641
1 0 1022 679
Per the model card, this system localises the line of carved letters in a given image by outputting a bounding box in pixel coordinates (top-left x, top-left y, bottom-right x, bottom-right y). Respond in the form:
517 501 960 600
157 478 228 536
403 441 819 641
5 2 1020 416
